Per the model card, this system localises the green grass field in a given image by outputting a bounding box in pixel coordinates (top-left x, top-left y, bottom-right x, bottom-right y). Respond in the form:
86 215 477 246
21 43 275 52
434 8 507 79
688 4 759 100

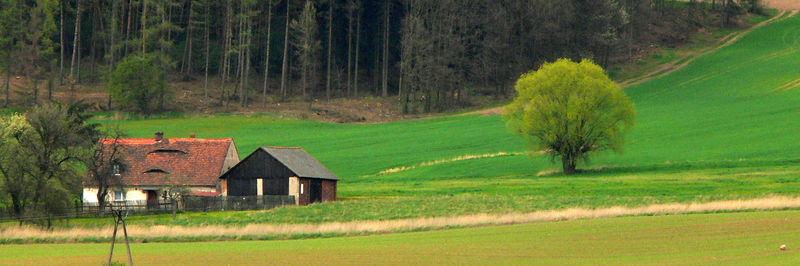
49 10 800 227
4 210 800 265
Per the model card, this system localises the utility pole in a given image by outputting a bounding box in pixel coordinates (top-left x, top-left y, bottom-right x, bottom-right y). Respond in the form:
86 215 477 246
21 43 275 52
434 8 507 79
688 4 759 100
108 208 134 266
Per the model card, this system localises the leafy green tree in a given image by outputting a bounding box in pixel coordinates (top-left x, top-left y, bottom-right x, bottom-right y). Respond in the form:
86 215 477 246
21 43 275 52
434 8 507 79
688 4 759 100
0 102 98 227
504 59 635 175
18 102 99 227
108 54 170 114
0 113 33 219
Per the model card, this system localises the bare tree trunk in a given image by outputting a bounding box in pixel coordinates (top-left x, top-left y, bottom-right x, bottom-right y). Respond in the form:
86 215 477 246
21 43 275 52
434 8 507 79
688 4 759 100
237 2 246 106
48 77 54 101
280 0 291 100
346 3 353 97
4 60 10 107
381 0 389 97
32 79 38 105
220 0 233 106
141 0 147 54
59 0 65 85
242 10 253 107
160 1 168 61
262 1 273 106
70 0 82 80
125 0 133 55
108 0 118 109
398 45 403 100
326 0 334 101
353 5 360 97
204 0 210 100
182 0 194 75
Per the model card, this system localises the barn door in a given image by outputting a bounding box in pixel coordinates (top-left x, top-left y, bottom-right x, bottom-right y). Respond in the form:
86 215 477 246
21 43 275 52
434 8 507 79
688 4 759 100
310 180 323 203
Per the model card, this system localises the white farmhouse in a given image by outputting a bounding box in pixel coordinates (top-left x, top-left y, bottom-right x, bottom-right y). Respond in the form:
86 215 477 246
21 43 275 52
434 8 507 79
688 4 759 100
82 132 240 207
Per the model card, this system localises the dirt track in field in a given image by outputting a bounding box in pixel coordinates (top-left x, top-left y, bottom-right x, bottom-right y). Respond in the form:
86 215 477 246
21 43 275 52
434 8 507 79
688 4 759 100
618 9 794 88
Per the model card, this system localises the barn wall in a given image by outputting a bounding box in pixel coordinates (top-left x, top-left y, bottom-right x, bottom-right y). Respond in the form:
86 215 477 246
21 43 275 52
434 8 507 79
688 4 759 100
294 178 337 205
264 177 289 195
322 180 337 202
227 178 257 196
224 149 295 196
297 178 311 205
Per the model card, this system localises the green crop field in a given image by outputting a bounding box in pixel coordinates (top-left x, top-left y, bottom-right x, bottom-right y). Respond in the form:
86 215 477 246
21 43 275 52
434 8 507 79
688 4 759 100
50 11 800 227
4 210 800 265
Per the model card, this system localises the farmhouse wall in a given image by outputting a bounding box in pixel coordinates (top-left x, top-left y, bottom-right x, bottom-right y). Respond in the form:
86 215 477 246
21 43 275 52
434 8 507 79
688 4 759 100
221 143 240 174
82 186 216 203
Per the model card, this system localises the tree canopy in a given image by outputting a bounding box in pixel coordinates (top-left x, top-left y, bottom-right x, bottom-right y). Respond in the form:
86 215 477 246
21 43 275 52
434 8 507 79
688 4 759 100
504 58 635 174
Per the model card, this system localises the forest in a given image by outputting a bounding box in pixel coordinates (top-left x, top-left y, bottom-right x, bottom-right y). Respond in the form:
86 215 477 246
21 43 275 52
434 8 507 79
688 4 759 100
0 0 763 114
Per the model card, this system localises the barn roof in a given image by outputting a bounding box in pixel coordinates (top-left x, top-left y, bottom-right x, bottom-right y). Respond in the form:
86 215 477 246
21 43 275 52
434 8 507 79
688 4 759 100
220 146 339 180
260 147 339 180
87 136 236 187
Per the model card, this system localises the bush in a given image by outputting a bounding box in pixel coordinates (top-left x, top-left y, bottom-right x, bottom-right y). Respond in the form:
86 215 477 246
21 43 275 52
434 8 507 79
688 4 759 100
108 54 171 114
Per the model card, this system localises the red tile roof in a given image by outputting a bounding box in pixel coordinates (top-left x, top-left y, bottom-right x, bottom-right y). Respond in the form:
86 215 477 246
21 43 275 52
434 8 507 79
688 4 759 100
96 137 235 187
190 191 222 197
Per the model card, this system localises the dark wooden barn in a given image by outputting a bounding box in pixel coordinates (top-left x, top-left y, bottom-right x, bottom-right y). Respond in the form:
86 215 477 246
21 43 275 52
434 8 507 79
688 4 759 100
219 147 339 205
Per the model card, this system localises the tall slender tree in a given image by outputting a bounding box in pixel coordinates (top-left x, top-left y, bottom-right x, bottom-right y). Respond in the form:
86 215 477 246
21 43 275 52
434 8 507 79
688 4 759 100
381 0 389 97
345 0 355 97
203 0 211 100
59 0 65 85
353 0 361 97
325 0 334 100
70 0 82 80
279 0 291 99
290 0 320 98
262 0 277 105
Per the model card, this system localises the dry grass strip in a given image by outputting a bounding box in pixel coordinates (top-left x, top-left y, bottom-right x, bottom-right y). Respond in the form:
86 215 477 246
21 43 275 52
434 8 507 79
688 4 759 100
3 196 800 242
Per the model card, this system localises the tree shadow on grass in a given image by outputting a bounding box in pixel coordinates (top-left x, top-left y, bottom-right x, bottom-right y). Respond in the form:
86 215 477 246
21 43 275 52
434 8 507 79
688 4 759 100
535 157 800 178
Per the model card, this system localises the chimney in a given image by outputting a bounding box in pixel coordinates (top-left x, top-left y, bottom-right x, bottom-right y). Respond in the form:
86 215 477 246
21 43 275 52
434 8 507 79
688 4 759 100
155 132 164 142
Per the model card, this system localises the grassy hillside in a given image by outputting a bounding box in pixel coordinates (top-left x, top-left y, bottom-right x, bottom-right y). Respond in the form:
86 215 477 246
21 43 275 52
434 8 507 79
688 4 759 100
5 210 800 265
65 11 800 226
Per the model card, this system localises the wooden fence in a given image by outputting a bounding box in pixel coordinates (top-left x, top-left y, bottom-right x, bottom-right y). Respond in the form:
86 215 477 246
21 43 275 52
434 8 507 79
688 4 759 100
0 195 296 223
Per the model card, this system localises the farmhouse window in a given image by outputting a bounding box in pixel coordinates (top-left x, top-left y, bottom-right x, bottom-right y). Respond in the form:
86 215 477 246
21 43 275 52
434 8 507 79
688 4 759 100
114 190 125 201
144 169 169 174
300 184 304 194
112 164 121 176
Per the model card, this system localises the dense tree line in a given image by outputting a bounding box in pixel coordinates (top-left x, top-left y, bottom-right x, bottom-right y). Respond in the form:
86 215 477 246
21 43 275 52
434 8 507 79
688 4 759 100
0 0 763 113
